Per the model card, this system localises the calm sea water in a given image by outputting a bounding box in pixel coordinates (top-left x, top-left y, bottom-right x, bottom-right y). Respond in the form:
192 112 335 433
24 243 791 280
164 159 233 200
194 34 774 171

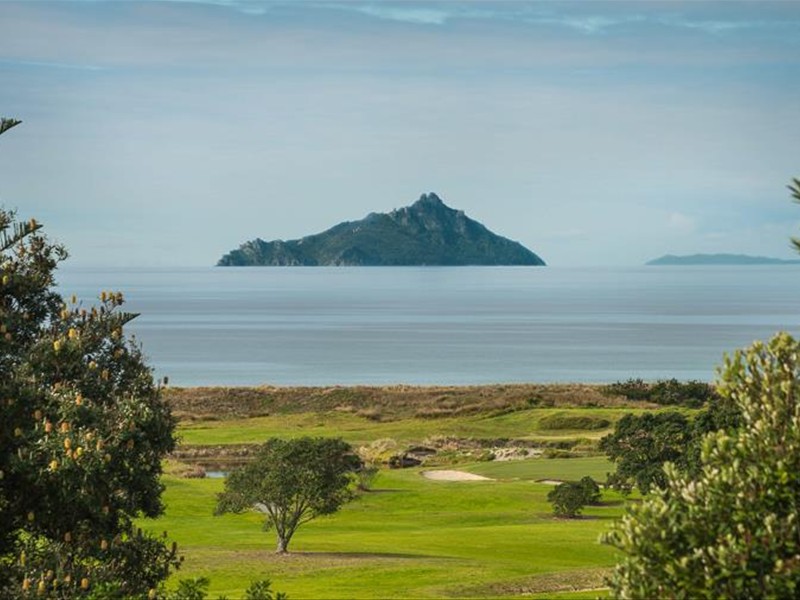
56 266 800 387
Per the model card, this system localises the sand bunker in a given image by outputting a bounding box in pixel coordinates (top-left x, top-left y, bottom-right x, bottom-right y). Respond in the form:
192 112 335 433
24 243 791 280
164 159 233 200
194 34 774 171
421 470 492 481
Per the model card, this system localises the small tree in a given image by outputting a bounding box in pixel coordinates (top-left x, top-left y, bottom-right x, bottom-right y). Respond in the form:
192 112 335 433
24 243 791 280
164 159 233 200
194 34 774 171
0 118 179 597
215 437 360 553
578 476 601 505
547 482 587 518
599 411 692 494
603 332 800 598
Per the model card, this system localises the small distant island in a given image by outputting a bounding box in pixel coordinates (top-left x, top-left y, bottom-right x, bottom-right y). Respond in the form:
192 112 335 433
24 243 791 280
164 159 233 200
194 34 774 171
647 253 800 266
218 193 545 266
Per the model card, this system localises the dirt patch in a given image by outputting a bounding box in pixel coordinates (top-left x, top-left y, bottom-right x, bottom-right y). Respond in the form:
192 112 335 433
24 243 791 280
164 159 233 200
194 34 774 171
421 470 492 481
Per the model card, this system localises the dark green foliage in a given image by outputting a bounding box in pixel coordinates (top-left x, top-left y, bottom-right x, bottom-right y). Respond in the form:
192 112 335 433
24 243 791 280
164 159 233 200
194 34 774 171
538 414 610 430
0 121 178 598
603 333 800 598
604 378 718 408
601 393 743 494
578 476 601 505
0 118 21 136
216 437 360 553
547 476 602 518
171 578 211 600
599 412 692 494
547 483 586 518
245 579 287 600
167 578 286 600
355 463 379 492
217 193 546 267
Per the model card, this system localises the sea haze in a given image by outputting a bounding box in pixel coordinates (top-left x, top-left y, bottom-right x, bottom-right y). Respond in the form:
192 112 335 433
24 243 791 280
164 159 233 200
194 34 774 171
57 266 800 387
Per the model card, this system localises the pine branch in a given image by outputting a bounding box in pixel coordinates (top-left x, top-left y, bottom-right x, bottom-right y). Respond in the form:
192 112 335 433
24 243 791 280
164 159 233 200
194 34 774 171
1 219 40 253
0 118 22 136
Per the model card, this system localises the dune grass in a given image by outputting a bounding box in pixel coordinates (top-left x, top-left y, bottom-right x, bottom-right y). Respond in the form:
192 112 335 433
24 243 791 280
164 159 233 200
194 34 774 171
143 461 622 599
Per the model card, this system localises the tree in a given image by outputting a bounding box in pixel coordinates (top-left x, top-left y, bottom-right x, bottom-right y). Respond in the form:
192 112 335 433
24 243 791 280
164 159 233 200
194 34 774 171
215 437 360 553
547 477 601 518
599 411 692 494
577 476 601 505
0 119 178 597
602 332 800 598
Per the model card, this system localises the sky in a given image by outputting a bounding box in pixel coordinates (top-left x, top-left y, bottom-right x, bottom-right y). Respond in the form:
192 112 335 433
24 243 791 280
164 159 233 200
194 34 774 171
1 0 799 267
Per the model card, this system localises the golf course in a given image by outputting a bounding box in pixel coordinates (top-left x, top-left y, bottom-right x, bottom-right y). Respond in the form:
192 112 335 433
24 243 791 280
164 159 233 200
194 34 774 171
143 384 663 598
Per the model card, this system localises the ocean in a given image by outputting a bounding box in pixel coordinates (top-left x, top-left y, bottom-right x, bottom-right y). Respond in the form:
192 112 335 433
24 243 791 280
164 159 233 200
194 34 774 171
56 266 800 387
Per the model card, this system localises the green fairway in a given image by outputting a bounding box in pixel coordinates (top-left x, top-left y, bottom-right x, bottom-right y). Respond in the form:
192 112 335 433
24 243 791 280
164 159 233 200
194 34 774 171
143 461 622 598
176 407 643 447
462 456 614 482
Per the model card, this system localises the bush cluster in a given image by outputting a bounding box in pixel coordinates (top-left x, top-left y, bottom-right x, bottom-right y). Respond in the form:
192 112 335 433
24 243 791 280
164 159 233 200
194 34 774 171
547 476 602 518
604 378 718 408
538 414 610 431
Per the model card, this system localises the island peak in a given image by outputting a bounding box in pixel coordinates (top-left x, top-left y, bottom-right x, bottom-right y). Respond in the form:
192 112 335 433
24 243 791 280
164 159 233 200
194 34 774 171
218 193 545 267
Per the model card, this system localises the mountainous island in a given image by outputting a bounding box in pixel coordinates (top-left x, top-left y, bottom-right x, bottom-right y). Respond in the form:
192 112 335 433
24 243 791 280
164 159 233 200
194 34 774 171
647 253 800 266
218 193 545 266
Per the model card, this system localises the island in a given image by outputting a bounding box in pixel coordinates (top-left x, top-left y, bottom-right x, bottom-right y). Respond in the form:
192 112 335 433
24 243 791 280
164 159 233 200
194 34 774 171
218 193 546 266
647 253 800 266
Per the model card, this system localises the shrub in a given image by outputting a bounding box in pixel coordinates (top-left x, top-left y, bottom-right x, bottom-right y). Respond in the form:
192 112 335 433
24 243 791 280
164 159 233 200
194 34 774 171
604 378 718 408
603 333 800 598
547 482 588 518
538 414 611 430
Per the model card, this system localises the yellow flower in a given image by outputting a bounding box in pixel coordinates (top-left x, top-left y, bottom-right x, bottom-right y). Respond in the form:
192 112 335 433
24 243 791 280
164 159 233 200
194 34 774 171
68 328 78 339
27 511 34 522
49 460 58 471
80 578 89 590
53 339 62 352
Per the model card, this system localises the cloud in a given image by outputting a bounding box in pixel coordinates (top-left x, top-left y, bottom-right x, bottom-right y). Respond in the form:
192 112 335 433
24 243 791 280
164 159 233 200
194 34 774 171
348 5 451 25
667 212 697 235
0 58 108 72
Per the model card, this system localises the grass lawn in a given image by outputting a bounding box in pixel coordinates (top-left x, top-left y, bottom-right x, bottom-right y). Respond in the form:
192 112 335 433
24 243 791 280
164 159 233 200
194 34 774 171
142 460 623 599
461 456 614 482
176 407 645 448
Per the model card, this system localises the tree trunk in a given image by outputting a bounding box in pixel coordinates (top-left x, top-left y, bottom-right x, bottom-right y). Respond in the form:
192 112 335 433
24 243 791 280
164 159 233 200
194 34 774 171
275 535 289 554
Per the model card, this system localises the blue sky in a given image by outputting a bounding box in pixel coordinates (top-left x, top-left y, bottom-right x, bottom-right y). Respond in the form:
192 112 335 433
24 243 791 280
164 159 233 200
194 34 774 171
1 0 799 266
